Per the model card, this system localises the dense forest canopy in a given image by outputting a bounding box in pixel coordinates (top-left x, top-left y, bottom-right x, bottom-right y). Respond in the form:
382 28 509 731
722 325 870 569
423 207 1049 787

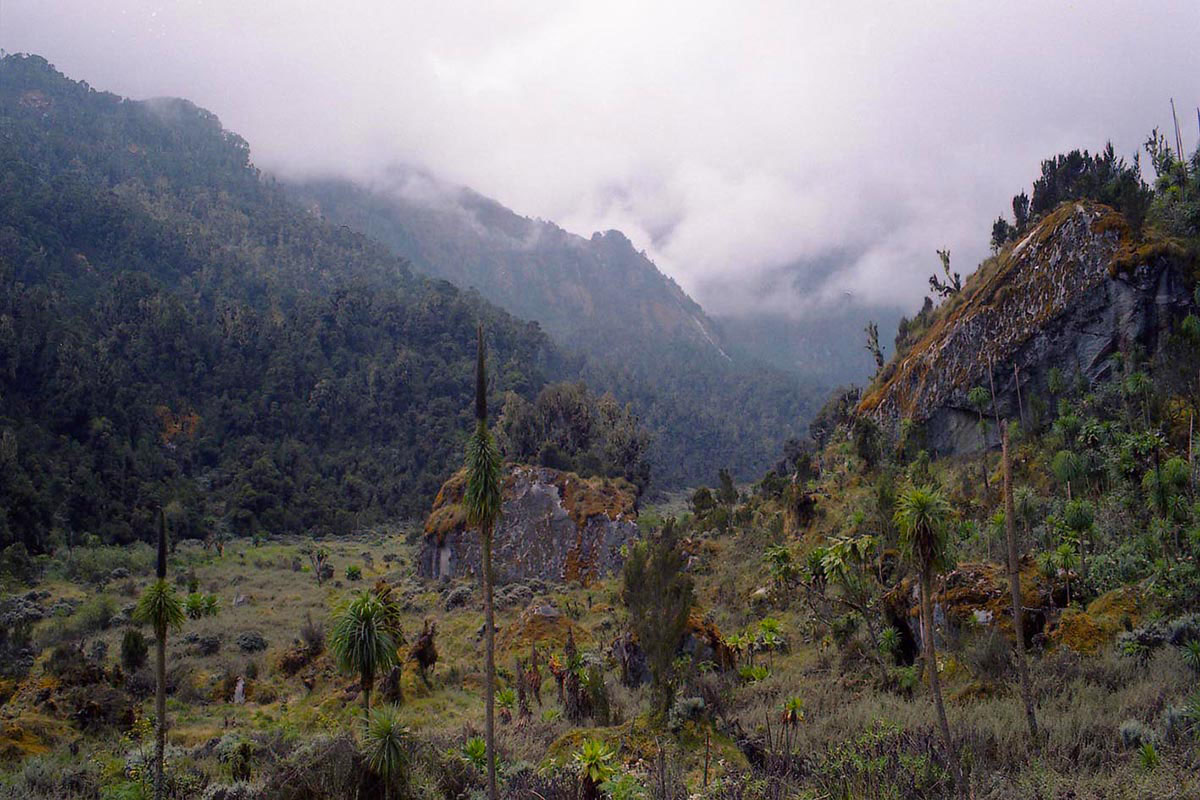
288 177 823 488
0 54 569 551
494 382 652 493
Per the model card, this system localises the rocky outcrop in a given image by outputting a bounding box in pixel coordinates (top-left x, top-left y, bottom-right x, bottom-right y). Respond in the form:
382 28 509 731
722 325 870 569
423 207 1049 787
419 465 639 585
614 611 736 687
860 202 1198 454
882 559 1061 661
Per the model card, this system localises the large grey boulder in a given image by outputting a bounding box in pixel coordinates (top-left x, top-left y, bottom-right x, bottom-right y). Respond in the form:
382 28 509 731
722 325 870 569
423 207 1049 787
419 465 639 585
861 202 1197 454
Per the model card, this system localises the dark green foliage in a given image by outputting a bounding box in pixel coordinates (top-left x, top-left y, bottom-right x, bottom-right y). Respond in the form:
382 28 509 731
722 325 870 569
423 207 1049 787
851 416 883 468
1012 191 1030 231
809 386 861 448
495 382 651 492
620 519 694 719
0 55 560 551
1144 128 1200 237
717 468 738 507
330 589 399 713
289 176 822 490
1028 143 1151 231
690 487 715 516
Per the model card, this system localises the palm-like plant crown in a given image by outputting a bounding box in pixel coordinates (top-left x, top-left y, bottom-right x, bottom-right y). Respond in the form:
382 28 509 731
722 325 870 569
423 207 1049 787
574 739 617 784
134 581 186 637
464 324 502 531
894 485 954 573
330 590 398 689
134 511 184 637
781 696 805 726
365 705 409 785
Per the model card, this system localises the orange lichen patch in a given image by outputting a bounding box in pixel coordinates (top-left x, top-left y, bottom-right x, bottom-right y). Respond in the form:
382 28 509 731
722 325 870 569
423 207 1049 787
551 471 636 529
423 465 636 545
496 604 588 654
685 611 736 671
561 530 597 586
423 469 471 544
18 90 52 110
1086 585 1142 628
1050 608 1106 655
154 404 200 445
0 723 49 760
884 558 1051 641
858 201 1131 422
1109 237 1194 278
0 715 68 761
1049 585 1143 654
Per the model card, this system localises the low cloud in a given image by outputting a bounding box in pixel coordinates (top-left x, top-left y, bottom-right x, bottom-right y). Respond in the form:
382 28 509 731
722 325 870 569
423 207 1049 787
5 0 1198 318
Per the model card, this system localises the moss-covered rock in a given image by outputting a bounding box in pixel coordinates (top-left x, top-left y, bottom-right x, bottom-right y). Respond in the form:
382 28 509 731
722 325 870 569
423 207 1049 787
860 201 1197 454
420 465 639 585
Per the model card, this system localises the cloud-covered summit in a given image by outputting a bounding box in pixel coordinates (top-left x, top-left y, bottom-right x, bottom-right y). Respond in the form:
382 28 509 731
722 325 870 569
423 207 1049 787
4 0 1198 318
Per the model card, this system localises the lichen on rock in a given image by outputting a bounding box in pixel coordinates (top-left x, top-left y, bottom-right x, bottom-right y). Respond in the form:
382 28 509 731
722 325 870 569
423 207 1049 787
860 201 1197 454
419 464 639 585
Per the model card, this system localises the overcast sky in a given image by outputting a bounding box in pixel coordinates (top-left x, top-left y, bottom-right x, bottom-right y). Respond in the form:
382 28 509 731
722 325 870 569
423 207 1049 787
4 1 1199 318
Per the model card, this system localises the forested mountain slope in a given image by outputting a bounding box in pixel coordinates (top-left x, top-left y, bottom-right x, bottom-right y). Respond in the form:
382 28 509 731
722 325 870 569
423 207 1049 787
288 174 821 486
288 170 723 358
0 54 566 550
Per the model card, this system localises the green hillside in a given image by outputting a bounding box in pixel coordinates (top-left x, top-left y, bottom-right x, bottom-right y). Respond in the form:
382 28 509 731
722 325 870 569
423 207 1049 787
0 54 565 549
288 175 821 486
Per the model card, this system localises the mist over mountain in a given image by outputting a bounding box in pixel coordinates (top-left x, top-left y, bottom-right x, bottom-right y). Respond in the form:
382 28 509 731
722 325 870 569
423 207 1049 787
0 54 568 544
3 3 1200 796
287 172 824 485
287 169 725 357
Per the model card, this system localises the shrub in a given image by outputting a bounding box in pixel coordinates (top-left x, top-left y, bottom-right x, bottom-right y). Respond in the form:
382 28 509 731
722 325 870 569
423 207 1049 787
443 585 473 611
500 767 581 800
345 565 362 581
300 613 324 655
258 734 369 800
236 632 268 653
1137 741 1160 771
621 520 694 716
668 695 705 730
461 736 487 771
55 544 154 585
1119 718 1155 750
0 543 39 585
961 629 1014 682
73 595 117 636
121 629 149 672
601 774 649 800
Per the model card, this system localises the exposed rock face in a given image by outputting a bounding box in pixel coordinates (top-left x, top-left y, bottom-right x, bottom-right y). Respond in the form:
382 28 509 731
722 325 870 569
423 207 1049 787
860 202 1198 454
419 465 639 585
613 612 736 687
882 559 1061 661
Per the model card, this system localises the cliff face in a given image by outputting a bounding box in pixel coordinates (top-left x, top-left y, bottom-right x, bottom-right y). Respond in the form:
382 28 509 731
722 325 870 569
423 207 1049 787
419 465 639 585
860 202 1197 453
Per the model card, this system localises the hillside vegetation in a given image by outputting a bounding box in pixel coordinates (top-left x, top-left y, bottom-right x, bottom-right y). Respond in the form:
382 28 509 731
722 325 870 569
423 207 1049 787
3 53 1200 800
0 55 582 551
288 175 821 487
